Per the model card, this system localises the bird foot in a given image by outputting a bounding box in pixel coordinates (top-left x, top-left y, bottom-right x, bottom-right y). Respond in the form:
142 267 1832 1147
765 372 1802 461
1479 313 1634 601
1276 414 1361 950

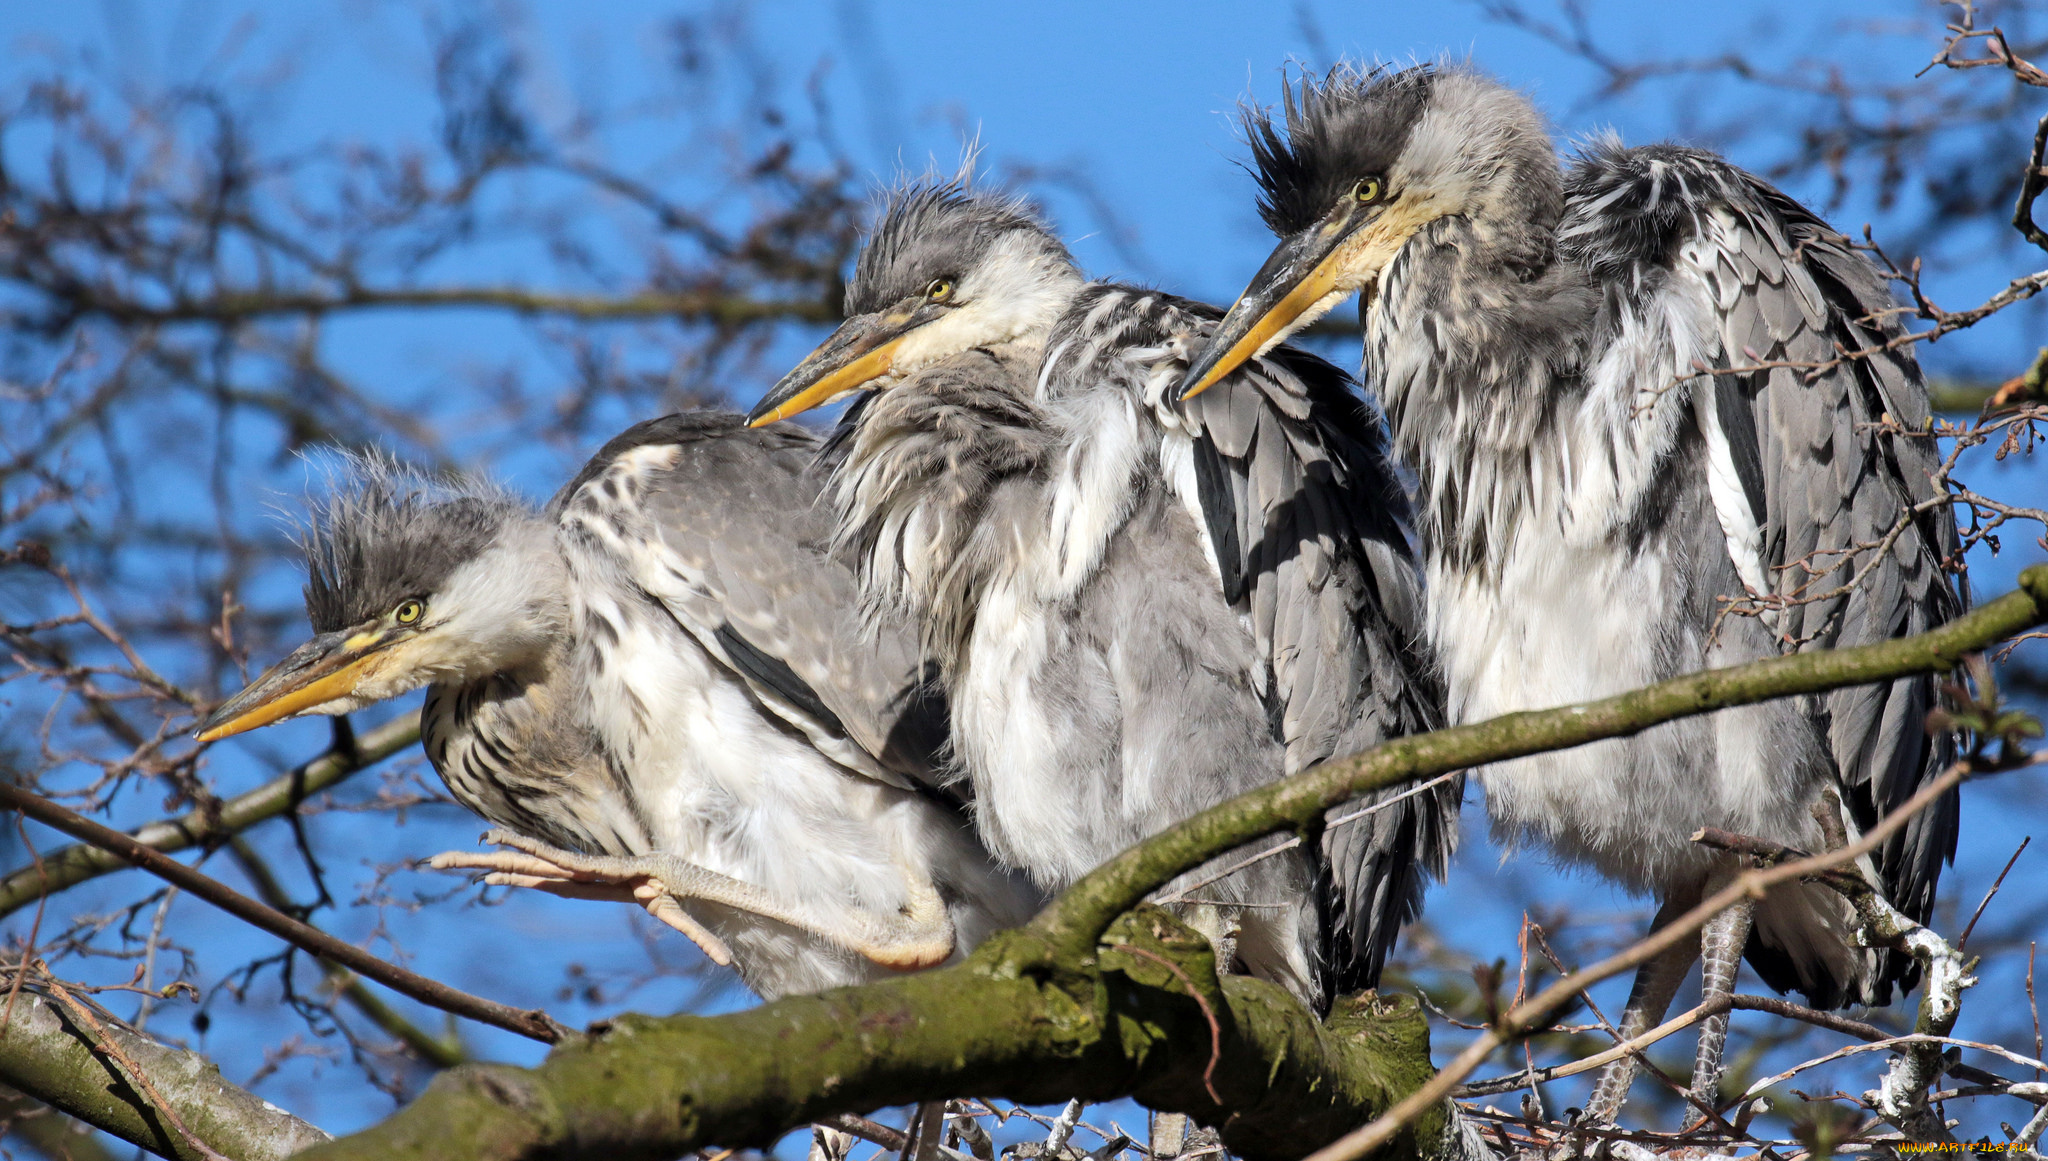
429 829 735 965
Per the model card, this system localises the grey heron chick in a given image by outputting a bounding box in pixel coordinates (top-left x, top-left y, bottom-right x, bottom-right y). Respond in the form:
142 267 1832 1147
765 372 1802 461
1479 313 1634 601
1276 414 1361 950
1183 63 1963 1116
747 184 1458 1011
199 414 1041 1001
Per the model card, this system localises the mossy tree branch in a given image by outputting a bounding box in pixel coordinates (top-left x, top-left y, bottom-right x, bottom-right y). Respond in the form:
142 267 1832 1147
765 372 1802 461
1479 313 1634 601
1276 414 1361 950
301 908 1449 1161
0 989 330 1161
298 569 2048 1161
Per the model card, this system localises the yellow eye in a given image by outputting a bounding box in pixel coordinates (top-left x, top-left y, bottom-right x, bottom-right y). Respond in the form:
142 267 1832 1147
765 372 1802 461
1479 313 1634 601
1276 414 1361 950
925 278 954 302
394 600 424 624
1353 178 1383 204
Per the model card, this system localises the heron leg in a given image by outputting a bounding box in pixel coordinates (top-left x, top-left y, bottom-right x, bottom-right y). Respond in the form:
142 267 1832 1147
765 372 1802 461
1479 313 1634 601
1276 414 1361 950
1690 881 1754 1109
429 829 956 971
1581 896 1700 1126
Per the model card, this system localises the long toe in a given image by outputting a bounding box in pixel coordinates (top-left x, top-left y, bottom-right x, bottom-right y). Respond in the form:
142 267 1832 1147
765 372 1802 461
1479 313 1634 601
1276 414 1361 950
432 849 589 880
643 894 734 964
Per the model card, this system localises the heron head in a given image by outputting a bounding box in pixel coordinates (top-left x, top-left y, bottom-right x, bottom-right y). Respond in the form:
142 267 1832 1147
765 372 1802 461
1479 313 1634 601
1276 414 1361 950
1179 64 1558 400
197 461 561 742
747 182 1083 425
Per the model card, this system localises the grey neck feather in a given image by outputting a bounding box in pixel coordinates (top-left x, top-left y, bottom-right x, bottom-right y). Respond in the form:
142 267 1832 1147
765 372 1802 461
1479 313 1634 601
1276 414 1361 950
822 347 1057 673
1361 96 1604 577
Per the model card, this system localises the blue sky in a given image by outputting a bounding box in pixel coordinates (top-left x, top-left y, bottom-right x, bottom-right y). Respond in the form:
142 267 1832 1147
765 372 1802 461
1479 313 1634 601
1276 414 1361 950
3 0 2046 1151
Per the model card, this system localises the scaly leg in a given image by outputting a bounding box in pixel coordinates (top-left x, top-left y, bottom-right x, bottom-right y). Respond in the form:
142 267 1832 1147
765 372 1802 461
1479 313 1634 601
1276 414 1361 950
1690 888 1754 1108
1581 897 1701 1126
430 828 956 971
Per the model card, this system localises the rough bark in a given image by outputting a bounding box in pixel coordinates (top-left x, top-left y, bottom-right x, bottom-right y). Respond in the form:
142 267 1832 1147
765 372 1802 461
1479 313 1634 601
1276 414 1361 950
0 989 330 1161
0 1082 119 1161
296 908 1446 1161
297 566 2048 1161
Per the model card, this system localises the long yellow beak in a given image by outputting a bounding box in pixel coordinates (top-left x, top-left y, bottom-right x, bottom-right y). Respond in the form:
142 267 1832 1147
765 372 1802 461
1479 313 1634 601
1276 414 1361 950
749 299 940 427
196 631 394 742
748 337 903 427
1183 258 1350 401
1179 228 1358 402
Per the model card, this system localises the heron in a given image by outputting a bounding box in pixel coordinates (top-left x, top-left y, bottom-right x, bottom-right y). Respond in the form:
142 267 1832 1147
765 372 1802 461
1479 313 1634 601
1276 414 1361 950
1180 63 1964 1117
745 183 1460 1012
198 413 1042 1002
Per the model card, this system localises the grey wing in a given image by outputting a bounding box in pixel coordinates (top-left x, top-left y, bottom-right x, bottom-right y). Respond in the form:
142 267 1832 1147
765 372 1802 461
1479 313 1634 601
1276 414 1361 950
1049 286 1459 996
554 412 953 799
1180 324 1457 999
1568 145 1964 1004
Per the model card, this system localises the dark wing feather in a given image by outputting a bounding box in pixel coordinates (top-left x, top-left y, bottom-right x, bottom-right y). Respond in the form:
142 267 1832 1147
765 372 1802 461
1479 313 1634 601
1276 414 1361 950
1045 286 1457 996
1564 144 1965 1006
554 412 956 801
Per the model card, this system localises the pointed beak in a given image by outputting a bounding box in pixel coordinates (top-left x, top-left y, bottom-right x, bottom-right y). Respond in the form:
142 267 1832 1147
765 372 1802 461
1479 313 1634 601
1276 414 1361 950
196 626 398 742
1178 215 1370 403
747 304 936 427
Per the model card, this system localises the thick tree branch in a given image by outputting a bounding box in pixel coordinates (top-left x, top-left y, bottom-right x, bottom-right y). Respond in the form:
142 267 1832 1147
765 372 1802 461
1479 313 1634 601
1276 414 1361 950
299 908 1451 1161
299 568 2048 1161
0 782 568 1046
0 1081 119 1161
0 988 329 1161
0 711 421 921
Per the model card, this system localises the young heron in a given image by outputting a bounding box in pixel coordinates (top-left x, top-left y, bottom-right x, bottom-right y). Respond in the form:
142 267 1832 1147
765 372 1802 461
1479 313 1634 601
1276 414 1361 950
747 184 1459 1011
199 414 1040 1001
1181 63 1963 1116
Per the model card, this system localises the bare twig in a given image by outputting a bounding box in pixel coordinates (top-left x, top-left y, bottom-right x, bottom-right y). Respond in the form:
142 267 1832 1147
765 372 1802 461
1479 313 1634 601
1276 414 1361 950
1304 760 1972 1161
1960 835 2030 949
0 710 422 920
0 782 568 1044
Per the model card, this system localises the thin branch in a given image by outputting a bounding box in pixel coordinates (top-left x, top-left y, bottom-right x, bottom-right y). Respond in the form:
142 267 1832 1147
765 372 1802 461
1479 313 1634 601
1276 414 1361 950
1458 999 1721 1097
1960 835 2030 948
1308 759 1973 1161
1033 565 2048 961
225 837 464 1069
0 710 420 919
0 782 569 1045
53 285 838 327
34 966 229 1161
